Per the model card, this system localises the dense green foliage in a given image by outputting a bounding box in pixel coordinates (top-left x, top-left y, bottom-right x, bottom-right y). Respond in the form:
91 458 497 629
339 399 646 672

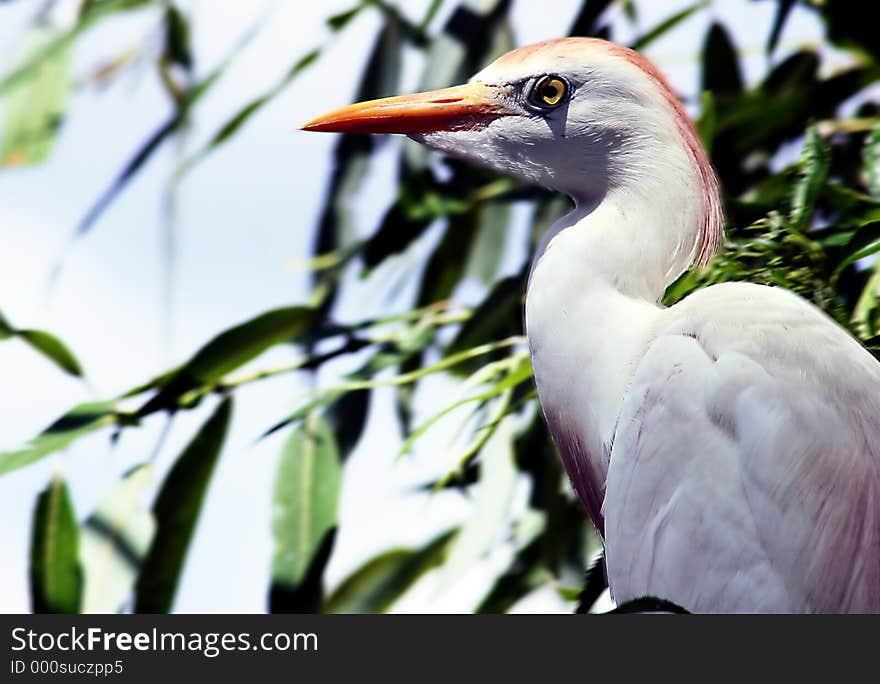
2 0 879 613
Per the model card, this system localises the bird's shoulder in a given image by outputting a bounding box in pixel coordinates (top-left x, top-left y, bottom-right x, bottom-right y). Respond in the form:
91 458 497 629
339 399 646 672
603 281 880 611
659 281 880 386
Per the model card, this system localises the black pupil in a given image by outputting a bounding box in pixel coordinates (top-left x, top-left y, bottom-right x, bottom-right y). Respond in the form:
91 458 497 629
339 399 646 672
544 83 558 99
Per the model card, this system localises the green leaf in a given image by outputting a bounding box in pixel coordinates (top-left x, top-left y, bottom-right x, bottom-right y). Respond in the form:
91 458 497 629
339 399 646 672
696 90 716 153
631 1 706 51
435 415 518 594
274 339 525 429
134 397 232 613
701 22 743 96
81 464 156 613
419 0 512 89
817 1 880 62
0 310 84 376
790 125 831 231
69 116 179 241
575 551 609 613
174 307 314 383
60 13 263 246
324 388 370 458
17 329 84 377
446 277 522 373
462 202 512 285
0 310 13 338
766 0 795 55
432 385 520 488
324 530 456 613
394 351 532 459
327 3 366 31
312 9 407 288
271 412 341 597
260 318 441 441
414 196 512 306
400 0 514 174
567 0 615 37
711 55 878 175
832 221 880 275
853 267 880 338
163 4 192 70
1 25 71 167
476 521 555 614
79 0 157 25
30 476 82 613
476 535 550 613
0 0 153 98
180 49 321 175
865 120 880 199
0 401 116 478
137 307 315 415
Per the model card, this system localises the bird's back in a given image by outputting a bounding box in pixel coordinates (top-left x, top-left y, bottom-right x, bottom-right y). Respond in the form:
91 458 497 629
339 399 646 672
604 281 880 612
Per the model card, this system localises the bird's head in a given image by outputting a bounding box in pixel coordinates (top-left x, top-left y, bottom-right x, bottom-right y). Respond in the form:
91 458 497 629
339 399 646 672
303 37 722 266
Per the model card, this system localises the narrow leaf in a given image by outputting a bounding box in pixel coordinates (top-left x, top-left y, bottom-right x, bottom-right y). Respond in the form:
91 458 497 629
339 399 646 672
0 401 116 478
790 125 831 231
828 222 880 277
134 397 232 613
181 50 321 174
327 3 366 31
701 22 743 96
853 267 880 338
462 202 512 285
446 277 522 372
137 307 314 415
271 412 341 606
0 0 152 97
567 0 615 37
394 351 532 459
163 4 192 71
631 1 706 51
695 90 716 153
865 119 880 199
476 534 550 614
311 9 406 284
59 13 263 248
324 530 456 614
1 25 71 167
31 476 82 613
575 551 609 613
71 116 178 239
81 464 156 613
766 0 795 55
435 415 518 594
17 329 84 377
0 310 83 376
0 309 13 338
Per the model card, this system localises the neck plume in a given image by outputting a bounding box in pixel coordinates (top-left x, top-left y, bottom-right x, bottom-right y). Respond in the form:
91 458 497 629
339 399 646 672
558 54 724 299
616 41 724 269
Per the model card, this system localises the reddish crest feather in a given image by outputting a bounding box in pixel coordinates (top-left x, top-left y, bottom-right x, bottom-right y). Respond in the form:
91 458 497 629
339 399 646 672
495 38 724 267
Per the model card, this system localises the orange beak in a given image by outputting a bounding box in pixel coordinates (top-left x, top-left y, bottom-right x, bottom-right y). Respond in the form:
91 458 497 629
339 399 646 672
300 82 513 135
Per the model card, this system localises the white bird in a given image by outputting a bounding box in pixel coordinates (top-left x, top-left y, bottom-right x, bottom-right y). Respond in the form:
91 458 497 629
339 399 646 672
303 38 880 613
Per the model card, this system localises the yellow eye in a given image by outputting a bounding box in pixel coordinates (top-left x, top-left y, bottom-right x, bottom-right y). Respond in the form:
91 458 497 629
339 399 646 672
531 75 568 108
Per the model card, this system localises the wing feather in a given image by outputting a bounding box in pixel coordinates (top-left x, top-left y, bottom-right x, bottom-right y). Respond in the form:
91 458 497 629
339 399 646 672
604 283 880 613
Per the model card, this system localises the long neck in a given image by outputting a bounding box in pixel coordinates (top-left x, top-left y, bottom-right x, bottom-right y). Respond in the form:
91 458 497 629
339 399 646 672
552 129 710 291
525 168 707 483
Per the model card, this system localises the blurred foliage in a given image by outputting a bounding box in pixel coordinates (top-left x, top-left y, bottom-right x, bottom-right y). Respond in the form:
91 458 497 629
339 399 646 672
2 0 880 614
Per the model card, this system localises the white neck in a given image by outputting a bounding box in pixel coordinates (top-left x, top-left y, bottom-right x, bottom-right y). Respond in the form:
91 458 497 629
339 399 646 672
525 170 703 485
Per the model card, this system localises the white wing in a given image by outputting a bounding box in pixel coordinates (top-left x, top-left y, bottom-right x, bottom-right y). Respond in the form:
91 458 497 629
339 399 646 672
604 282 880 613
